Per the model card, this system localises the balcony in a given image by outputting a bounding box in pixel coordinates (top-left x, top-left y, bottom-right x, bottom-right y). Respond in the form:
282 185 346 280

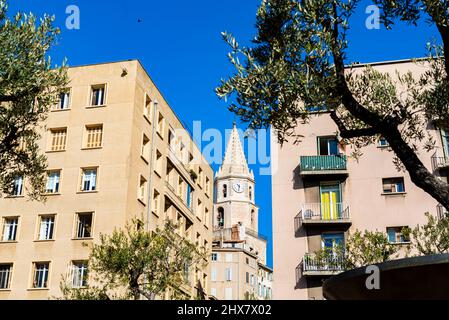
437 204 449 220
295 203 351 229
431 155 449 171
299 155 348 177
301 254 345 277
213 227 240 242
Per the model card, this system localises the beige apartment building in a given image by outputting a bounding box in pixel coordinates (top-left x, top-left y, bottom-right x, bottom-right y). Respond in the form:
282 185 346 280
271 59 449 300
0 60 214 299
210 124 273 300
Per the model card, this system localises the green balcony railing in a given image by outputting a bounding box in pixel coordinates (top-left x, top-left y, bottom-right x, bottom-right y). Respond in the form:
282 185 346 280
300 155 347 172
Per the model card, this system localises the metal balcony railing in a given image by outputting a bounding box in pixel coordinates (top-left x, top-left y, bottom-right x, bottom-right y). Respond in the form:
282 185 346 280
295 203 350 230
302 254 345 275
300 155 347 172
431 155 449 171
437 204 449 220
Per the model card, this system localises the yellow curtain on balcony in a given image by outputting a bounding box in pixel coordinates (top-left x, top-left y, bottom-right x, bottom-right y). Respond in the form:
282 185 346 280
321 191 338 220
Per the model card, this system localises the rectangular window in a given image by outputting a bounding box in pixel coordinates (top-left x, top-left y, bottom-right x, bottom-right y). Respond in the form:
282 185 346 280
157 112 164 137
81 168 97 192
84 125 103 148
168 129 176 150
12 176 23 196
45 170 60 194
2 217 18 242
211 253 217 261
138 176 148 203
225 287 233 300
226 253 233 262
186 184 193 209
387 227 409 244
205 177 210 196
225 268 232 281
198 168 203 188
211 267 217 281
318 136 339 155
155 150 163 175
245 272 249 283
76 213 92 238
71 261 88 288
382 177 405 193
144 94 152 120
91 84 106 106
49 128 67 151
38 215 55 240
141 134 150 162
378 136 389 147
55 91 70 110
197 199 202 219
0 264 12 289
152 190 160 215
32 262 49 288
204 207 209 226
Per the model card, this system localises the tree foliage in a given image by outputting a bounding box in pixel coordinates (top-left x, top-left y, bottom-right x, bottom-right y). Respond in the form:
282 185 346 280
0 0 67 199
216 0 449 210
60 220 207 300
403 212 449 255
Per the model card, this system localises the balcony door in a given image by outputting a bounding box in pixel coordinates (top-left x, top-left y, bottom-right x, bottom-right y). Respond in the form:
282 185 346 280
322 233 344 258
318 137 339 156
320 183 341 220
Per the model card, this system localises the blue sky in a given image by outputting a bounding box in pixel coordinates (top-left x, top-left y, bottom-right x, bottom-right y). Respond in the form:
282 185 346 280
10 0 440 268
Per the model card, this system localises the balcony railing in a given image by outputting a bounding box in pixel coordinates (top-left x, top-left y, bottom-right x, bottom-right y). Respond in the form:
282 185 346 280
300 155 347 175
295 203 350 230
437 204 449 220
431 155 449 171
302 254 345 276
213 227 241 242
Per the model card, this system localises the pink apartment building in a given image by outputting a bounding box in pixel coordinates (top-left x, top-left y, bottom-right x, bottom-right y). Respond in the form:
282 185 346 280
270 59 449 300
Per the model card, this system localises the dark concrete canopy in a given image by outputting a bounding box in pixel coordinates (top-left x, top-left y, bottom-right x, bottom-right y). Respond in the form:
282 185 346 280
323 253 449 300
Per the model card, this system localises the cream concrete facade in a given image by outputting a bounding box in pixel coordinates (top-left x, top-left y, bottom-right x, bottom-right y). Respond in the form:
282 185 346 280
211 124 273 300
271 59 449 300
0 60 213 299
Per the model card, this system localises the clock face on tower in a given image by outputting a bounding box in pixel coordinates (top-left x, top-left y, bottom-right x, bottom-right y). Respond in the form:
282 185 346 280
232 181 244 193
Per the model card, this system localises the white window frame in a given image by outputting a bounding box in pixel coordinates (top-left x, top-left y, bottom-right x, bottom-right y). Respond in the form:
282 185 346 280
2 217 18 242
38 215 55 241
45 171 60 194
0 264 12 289
81 168 97 192
32 262 50 289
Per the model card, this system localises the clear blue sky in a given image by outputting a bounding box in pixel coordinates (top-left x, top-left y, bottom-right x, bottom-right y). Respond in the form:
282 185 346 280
10 0 440 268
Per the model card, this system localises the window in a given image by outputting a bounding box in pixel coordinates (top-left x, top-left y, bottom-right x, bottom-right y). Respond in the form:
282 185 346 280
382 177 405 194
211 253 218 261
45 170 60 194
378 136 389 147
246 272 249 283
211 267 217 281
168 129 176 150
157 112 164 137
225 287 233 300
249 186 252 201
152 189 160 215
226 253 233 262
225 268 232 281
197 199 202 219
318 136 339 155
49 128 67 151
223 184 227 198
90 84 106 106
71 261 88 288
32 262 49 288
144 94 152 120
84 125 103 148
2 217 18 241
204 207 209 226
186 184 193 209
198 168 204 187
141 134 150 161
0 264 12 289
38 215 55 240
155 150 163 175
75 213 92 238
211 288 217 297
55 90 70 110
205 177 210 196
81 168 97 192
245 257 249 264
12 176 23 196
217 207 224 228
387 227 409 244
138 176 148 203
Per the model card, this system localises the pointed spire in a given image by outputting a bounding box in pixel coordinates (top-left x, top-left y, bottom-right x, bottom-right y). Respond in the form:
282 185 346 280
218 123 252 178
